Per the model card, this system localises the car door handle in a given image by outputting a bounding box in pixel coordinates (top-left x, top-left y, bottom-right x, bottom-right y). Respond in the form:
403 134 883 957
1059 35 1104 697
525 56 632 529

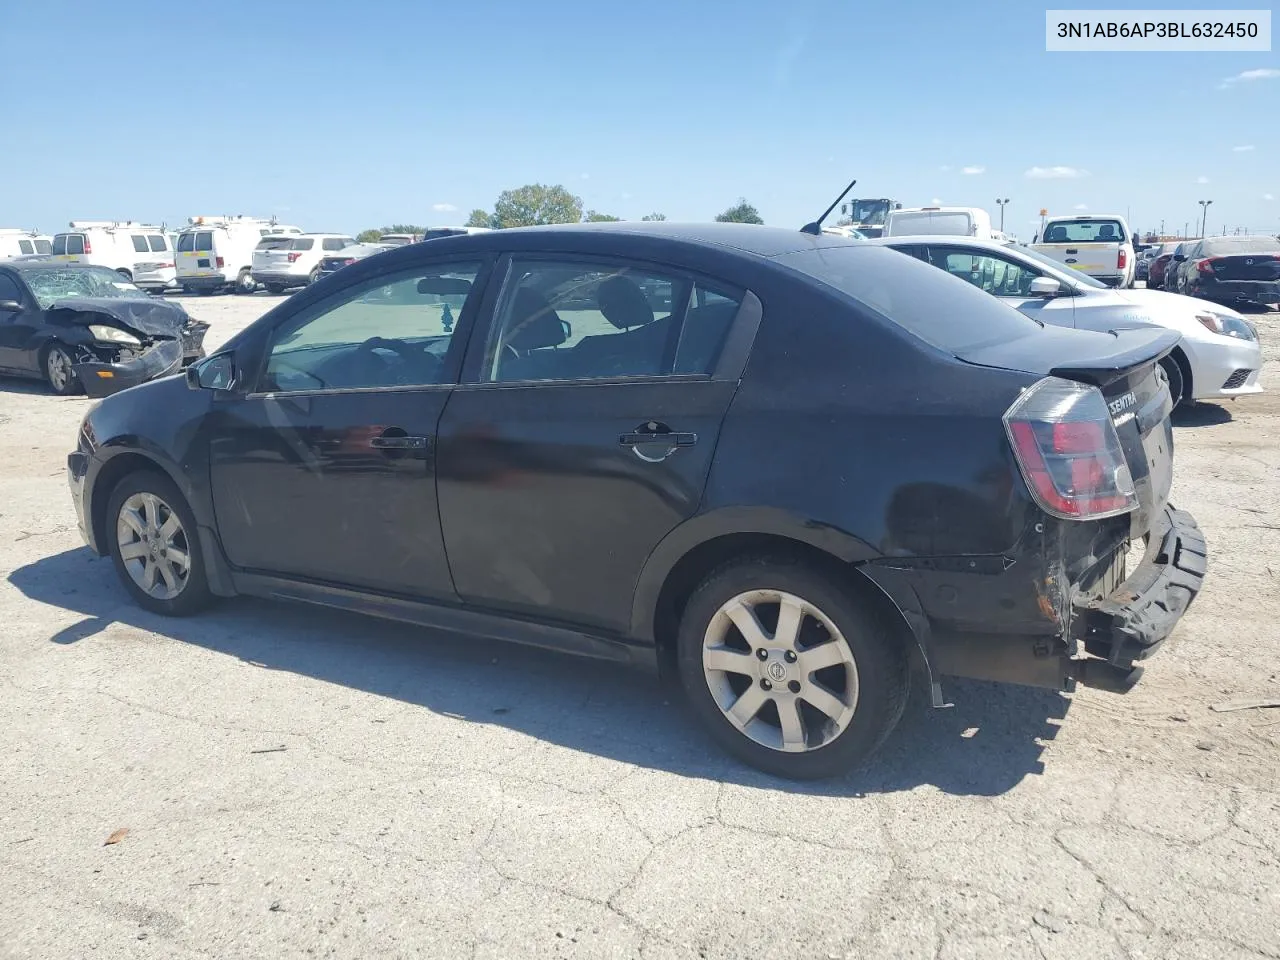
619 431 697 447
370 435 429 450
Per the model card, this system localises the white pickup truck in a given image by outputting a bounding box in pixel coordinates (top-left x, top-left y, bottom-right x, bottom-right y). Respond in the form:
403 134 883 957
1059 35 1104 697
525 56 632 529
1032 214 1135 288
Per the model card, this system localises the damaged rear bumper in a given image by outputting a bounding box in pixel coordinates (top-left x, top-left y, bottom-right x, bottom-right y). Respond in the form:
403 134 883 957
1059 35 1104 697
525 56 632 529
1073 506 1207 669
75 339 185 399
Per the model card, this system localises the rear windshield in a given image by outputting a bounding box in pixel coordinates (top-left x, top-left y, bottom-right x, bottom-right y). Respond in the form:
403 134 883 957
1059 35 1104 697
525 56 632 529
1041 219 1126 243
194 232 214 251
888 211 973 236
256 237 294 250
148 235 167 252
290 238 315 251
774 244 1044 353
177 232 195 252
66 235 85 255
1200 236 1280 256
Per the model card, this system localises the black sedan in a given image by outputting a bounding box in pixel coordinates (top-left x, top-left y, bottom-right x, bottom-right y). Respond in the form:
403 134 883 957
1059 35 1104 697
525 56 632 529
0 262 208 397
1180 235 1280 308
65 223 1205 778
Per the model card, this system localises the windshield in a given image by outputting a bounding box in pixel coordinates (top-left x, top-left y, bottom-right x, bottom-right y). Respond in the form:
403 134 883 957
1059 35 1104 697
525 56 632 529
21 266 151 309
1014 245 1110 289
1041 218 1126 243
1201 236 1280 256
775 244 1044 353
888 211 973 237
848 199 891 226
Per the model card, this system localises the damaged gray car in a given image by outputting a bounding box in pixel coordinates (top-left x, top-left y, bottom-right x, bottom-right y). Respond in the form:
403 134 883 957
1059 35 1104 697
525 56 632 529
0 262 207 397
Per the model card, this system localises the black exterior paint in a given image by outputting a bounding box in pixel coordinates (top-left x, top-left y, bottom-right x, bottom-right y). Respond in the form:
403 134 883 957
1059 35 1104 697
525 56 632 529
66 223 1205 695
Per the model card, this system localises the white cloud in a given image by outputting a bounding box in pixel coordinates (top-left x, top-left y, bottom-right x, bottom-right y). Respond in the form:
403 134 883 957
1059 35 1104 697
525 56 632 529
962 165 985 175
938 165 951 172
1073 203 1089 210
1265 193 1276 201
1233 144 1256 152
1025 165 1088 179
1219 67 1280 89
1196 175 1210 184
431 202 457 213
930 197 942 205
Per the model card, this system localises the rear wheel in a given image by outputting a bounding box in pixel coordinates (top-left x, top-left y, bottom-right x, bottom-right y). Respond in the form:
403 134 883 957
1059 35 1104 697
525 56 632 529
265 283 285 295
106 471 213 616
235 269 256 295
676 556 909 779
308 267 321 285
43 343 80 395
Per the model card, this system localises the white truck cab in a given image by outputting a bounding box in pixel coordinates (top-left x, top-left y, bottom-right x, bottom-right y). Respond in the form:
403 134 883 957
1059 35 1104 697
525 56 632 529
50 221 172 284
175 216 302 294
0 229 52 260
1032 214 1135 288
883 206 1002 241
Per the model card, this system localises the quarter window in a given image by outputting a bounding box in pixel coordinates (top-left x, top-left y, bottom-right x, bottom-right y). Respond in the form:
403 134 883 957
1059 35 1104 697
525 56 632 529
18 240 33 255
482 259 742 383
322 237 347 251
148 235 168 252
260 263 481 393
131 235 149 253
34 239 51 254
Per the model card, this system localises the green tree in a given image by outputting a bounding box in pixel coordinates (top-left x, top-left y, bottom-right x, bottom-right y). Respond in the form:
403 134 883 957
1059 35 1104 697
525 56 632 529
640 212 667 221
491 184 584 228
714 199 764 225
584 210 621 222
465 208 492 228
356 229 383 243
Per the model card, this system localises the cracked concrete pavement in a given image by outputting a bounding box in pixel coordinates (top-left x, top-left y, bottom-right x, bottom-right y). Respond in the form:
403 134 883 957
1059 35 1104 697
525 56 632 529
1 294 1278 959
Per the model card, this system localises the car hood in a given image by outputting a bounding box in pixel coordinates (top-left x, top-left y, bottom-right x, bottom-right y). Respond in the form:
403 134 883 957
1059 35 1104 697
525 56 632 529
47 297 192 338
1110 288 1244 319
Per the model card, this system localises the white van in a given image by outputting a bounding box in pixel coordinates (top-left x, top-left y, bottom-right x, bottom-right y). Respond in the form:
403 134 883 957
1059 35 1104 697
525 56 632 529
1032 214 1135 288
50 221 172 284
175 217 302 294
883 206 1000 240
0 229 52 260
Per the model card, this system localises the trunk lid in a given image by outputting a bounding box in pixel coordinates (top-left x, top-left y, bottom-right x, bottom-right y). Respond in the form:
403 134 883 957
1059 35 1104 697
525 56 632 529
1204 253 1280 282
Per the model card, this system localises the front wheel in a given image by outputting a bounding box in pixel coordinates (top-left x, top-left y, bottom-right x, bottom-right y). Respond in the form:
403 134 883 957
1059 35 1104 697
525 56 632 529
106 471 213 616
44 343 81 395
676 556 909 779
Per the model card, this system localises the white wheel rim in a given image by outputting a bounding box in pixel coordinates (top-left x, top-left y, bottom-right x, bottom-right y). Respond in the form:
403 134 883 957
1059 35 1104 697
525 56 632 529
116 492 190 601
47 350 70 389
702 589 859 753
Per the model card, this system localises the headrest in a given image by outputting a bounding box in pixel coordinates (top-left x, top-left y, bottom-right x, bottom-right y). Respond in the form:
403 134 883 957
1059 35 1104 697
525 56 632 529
597 276 654 330
507 288 567 350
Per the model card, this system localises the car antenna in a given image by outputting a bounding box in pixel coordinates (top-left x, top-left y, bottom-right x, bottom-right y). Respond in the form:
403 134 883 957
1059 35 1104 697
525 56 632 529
800 179 857 236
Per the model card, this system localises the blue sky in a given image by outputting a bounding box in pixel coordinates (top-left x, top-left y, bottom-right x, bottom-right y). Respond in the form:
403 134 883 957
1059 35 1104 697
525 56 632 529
2 0 1277 239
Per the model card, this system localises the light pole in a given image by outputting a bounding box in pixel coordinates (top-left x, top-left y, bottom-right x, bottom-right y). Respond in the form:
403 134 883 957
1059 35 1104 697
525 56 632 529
995 198 1010 232
1198 199 1213 239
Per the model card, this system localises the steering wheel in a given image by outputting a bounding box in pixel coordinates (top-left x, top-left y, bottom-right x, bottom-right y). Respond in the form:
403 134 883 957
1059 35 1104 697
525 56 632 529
354 336 437 386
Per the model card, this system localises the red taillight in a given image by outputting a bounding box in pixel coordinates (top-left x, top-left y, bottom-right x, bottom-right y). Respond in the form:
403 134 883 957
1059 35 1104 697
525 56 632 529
160 262 173 269
1005 378 1138 520
82 238 92 254
1117 247 1127 270
287 252 302 263
1197 257 1219 275
343 258 357 266
215 256 225 268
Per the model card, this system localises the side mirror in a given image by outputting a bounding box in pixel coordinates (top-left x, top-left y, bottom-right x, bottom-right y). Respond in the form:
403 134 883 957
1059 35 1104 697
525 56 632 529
1172 254 1185 262
1029 277 1062 297
0 299 22 313
560 319 573 341
186 352 236 391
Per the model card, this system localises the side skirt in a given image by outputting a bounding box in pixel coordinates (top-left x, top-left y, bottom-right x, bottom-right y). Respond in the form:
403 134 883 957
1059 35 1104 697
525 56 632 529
229 570 659 672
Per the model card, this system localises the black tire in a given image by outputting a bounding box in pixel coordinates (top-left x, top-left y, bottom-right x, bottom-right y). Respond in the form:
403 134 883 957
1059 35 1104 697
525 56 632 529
43 342 81 396
308 267 321 285
265 283 285 295
676 555 909 779
1159 355 1187 409
105 470 213 617
196 287 215 296
234 269 256 295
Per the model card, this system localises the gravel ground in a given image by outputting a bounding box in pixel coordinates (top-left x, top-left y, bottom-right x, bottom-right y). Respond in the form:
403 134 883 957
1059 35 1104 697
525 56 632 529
1 293 1278 960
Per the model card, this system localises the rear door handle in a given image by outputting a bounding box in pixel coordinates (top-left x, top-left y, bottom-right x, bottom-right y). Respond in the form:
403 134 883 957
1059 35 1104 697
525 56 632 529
370 435 429 450
619 432 697 447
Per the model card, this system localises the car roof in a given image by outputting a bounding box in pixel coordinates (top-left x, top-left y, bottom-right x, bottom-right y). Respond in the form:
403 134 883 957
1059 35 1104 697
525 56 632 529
867 234 1006 250
399 221 859 259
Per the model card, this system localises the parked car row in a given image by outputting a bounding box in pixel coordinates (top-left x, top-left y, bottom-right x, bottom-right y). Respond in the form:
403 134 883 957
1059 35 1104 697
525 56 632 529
1141 235 1280 309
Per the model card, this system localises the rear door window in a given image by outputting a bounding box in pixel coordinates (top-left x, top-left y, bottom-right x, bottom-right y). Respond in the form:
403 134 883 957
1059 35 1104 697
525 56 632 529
322 237 347 251
194 232 214 251
148 235 168 252
66 235 85 255
177 233 195 252
131 235 150 253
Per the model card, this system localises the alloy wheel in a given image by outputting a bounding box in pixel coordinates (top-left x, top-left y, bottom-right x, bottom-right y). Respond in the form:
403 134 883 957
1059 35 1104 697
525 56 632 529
46 348 72 392
116 492 191 601
701 589 859 753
